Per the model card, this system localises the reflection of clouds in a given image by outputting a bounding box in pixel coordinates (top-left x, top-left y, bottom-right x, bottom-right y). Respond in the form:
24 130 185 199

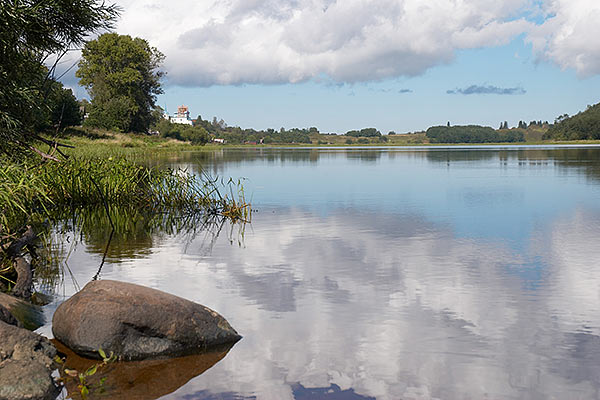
83 206 600 400
544 209 600 333
43 204 600 399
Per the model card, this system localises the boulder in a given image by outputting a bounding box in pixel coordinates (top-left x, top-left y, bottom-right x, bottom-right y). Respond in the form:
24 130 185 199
0 321 59 400
52 280 241 360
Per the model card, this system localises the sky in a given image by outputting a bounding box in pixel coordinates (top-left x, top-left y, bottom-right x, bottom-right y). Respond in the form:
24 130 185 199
59 0 600 134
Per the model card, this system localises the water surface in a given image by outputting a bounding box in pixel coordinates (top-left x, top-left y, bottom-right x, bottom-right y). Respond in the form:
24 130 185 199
41 146 600 400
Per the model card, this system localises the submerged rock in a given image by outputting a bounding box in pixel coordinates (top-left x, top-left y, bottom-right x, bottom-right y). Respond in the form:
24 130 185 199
0 292 44 330
52 280 242 360
0 304 19 327
0 321 59 400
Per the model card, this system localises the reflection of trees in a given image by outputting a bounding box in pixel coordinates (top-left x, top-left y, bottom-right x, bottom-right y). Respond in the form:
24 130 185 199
76 206 156 261
292 383 375 399
547 148 600 182
142 146 600 187
44 206 247 287
425 149 496 163
345 149 382 163
424 148 600 181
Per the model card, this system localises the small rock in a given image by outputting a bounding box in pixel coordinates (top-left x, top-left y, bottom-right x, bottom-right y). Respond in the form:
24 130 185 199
52 280 242 360
0 320 59 400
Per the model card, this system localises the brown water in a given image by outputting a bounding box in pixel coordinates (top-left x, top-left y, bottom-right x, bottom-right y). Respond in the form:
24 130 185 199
40 146 600 399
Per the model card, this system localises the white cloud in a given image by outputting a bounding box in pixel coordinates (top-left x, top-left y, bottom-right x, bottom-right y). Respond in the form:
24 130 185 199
113 0 537 86
527 0 600 77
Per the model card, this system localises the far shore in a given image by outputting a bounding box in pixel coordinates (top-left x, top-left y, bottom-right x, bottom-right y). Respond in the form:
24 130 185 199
52 129 600 158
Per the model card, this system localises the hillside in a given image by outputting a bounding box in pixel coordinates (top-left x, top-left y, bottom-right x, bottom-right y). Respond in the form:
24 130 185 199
544 102 600 140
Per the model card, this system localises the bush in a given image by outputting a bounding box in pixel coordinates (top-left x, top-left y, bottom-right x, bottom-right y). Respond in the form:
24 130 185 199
345 128 381 137
154 120 209 145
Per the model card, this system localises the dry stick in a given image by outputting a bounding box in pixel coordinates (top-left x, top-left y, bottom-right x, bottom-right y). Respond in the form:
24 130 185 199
5 226 36 258
33 135 75 149
92 229 113 281
33 134 74 160
88 176 115 281
28 144 61 162
4 226 37 299
12 257 32 299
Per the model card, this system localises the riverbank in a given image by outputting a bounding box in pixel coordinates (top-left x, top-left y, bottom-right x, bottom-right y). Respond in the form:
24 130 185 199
53 128 600 154
0 136 251 329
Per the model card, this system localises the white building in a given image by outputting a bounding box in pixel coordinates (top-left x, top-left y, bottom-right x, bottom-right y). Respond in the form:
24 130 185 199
168 105 193 125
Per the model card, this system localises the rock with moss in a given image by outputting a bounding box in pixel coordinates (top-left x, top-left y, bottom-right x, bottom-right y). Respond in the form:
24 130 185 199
52 280 241 361
0 321 59 400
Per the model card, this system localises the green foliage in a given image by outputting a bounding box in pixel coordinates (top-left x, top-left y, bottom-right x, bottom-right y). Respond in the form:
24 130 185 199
199 115 312 144
426 125 525 143
0 0 118 153
49 84 82 130
57 348 117 400
345 128 381 137
154 120 209 144
77 33 165 133
543 102 600 140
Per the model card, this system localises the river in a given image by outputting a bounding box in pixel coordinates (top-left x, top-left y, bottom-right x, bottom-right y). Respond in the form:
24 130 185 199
41 146 600 400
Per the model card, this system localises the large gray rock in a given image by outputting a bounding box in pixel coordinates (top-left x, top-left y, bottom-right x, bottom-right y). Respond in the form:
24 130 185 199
0 321 59 400
52 280 241 360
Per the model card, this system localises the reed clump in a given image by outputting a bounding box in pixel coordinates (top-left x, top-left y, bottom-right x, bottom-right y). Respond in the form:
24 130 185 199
1 156 251 290
1 157 250 233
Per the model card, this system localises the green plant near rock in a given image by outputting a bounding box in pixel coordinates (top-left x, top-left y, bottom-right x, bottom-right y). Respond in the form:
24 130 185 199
56 348 117 400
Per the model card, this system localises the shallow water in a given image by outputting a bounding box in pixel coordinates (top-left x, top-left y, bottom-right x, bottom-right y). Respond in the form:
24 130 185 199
40 146 600 399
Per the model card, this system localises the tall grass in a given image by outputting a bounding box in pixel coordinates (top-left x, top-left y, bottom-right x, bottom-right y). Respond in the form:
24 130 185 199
0 155 251 287
1 157 250 232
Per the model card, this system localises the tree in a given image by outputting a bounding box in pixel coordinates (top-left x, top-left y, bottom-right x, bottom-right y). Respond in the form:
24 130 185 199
45 82 82 131
0 0 118 156
544 102 600 140
345 128 381 137
77 33 165 133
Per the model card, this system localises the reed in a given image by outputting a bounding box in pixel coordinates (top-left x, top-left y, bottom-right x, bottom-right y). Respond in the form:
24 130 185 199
0 156 251 287
1 157 250 230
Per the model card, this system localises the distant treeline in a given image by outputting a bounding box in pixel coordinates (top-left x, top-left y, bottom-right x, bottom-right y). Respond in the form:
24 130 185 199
426 125 525 143
157 116 392 145
197 116 313 144
543 102 600 140
153 115 315 144
345 128 381 137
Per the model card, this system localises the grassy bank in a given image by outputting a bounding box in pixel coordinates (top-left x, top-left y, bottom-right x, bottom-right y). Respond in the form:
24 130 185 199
0 141 250 291
48 127 600 153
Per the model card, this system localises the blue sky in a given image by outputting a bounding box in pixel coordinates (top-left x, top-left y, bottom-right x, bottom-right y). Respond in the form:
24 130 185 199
160 38 600 133
62 0 600 134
